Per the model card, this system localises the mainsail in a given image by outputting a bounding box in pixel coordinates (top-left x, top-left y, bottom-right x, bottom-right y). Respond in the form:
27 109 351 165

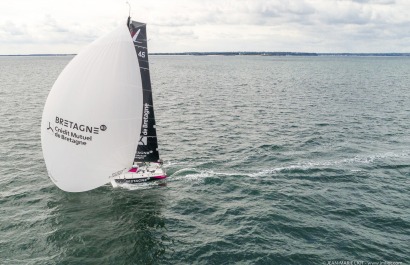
41 24 143 192
129 20 160 163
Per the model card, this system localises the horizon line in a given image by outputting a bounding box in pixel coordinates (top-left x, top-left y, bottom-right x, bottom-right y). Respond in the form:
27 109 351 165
1 52 410 57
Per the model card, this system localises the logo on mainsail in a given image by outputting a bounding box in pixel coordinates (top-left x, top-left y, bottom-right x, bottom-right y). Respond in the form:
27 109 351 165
55 116 103 134
47 122 54 133
138 136 147 145
132 29 141 43
47 116 108 146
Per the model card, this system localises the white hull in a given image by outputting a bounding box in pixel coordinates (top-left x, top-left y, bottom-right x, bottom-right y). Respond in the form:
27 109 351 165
111 162 166 187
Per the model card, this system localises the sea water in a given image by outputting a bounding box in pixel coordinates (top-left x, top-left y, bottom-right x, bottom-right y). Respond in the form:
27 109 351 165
0 55 409 264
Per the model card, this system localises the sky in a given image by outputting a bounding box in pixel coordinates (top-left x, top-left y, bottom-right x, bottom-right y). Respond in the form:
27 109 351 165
0 0 409 54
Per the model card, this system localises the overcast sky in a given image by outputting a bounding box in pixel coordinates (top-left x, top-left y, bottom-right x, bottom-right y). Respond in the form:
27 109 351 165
1 0 409 54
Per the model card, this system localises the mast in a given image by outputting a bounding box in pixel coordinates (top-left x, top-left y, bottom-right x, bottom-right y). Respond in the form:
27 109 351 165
129 20 160 163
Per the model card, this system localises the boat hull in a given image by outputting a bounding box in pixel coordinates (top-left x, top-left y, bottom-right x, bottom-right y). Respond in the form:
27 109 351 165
112 175 167 184
110 162 167 187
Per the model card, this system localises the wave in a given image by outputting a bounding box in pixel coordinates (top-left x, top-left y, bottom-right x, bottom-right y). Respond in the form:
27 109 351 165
249 151 409 177
116 151 410 188
168 168 245 184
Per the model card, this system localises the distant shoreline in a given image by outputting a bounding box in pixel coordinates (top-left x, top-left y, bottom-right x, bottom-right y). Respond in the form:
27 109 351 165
152 52 410 57
0 54 77 57
1 52 410 57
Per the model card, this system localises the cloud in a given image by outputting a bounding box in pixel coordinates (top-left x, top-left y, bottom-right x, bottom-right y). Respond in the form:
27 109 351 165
43 15 69 33
0 0 409 53
0 21 29 46
0 21 26 36
350 0 395 4
148 0 316 27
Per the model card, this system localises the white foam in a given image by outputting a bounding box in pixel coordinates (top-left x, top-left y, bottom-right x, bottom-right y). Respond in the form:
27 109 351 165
169 168 214 184
249 151 409 178
163 160 191 168
168 168 241 184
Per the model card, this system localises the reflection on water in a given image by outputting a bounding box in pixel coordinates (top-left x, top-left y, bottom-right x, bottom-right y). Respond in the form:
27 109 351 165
46 185 173 264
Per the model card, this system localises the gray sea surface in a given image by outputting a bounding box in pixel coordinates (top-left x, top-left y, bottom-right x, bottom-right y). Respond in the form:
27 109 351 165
0 55 409 264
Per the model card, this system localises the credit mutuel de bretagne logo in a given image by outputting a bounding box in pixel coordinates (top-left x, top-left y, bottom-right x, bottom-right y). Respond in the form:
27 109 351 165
46 116 107 146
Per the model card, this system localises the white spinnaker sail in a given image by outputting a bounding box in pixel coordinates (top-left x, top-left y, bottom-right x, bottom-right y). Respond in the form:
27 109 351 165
41 25 142 192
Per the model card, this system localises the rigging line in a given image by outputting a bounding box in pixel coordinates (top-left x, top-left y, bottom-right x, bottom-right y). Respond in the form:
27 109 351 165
126 1 131 17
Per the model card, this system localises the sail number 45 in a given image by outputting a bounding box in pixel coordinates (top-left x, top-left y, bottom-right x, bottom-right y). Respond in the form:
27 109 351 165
138 51 146 58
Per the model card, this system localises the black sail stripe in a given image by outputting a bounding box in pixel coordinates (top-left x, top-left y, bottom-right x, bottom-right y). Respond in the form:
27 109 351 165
129 20 160 163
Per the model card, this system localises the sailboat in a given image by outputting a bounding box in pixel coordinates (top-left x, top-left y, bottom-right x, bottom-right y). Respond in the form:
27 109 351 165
41 17 166 192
